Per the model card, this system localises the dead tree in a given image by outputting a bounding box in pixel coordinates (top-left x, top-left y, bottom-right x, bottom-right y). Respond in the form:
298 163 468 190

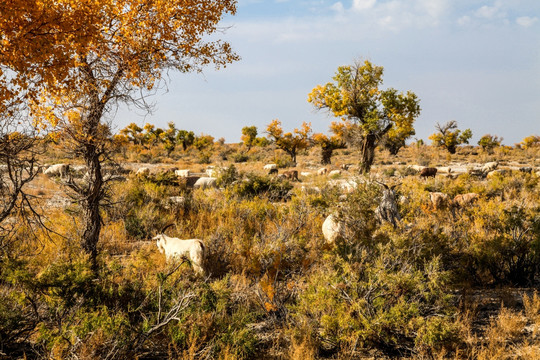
374 181 401 228
0 122 43 248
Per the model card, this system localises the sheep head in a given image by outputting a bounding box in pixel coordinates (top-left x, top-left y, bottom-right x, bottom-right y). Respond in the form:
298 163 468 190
153 234 166 254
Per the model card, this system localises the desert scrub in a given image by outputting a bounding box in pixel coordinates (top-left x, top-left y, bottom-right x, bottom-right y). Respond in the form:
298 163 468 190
1 247 260 359
466 204 540 285
216 164 240 188
110 177 183 239
232 152 249 163
291 246 457 356
163 276 260 359
183 192 322 278
229 173 293 201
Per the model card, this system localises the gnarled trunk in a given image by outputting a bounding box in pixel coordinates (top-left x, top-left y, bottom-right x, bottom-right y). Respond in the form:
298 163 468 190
359 133 377 173
321 147 333 165
81 141 103 270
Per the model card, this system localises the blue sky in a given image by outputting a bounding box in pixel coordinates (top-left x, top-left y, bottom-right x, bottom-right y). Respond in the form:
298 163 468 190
116 0 540 145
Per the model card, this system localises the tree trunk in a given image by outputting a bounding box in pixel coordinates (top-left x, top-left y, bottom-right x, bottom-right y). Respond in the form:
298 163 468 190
360 133 377 173
81 142 103 271
77 97 106 271
288 150 297 164
321 147 333 165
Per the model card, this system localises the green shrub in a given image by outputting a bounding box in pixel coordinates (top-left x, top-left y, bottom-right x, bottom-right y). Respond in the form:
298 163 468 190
198 152 212 164
111 179 178 239
233 152 249 163
231 173 293 201
292 248 457 356
275 156 296 168
216 164 240 188
468 205 540 285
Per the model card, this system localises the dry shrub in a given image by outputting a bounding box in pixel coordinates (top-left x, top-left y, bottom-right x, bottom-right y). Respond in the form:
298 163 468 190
524 291 540 334
512 343 540 359
486 307 526 344
472 306 528 360
288 335 317 360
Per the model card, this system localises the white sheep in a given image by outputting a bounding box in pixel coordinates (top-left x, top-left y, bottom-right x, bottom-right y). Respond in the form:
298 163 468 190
44 164 70 178
136 167 150 177
437 166 452 174
263 164 277 170
430 192 450 210
328 169 342 177
175 169 191 177
482 161 498 174
453 193 479 207
407 165 425 173
322 214 343 244
329 179 358 193
154 234 205 274
193 177 217 189
317 167 328 176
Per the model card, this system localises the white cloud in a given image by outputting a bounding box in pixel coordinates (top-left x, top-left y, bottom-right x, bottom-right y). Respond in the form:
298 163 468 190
457 15 471 26
516 16 538 27
352 0 376 12
331 1 345 13
416 0 449 19
475 5 497 19
474 2 506 20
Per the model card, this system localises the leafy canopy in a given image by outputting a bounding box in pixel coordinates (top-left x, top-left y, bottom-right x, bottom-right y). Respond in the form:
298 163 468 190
308 60 420 136
266 119 311 163
308 59 420 171
429 121 472 154
0 0 239 123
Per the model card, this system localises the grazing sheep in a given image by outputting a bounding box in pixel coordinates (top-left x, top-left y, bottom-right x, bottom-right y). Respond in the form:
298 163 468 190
453 193 479 207
519 167 533 174
430 192 450 210
206 167 217 177
154 234 205 274
482 161 498 174
328 170 342 177
317 167 328 175
300 171 312 177
420 167 437 178
136 167 150 177
268 168 278 175
193 177 217 189
263 164 277 170
322 214 343 244
437 166 452 173
407 165 425 173
282 170 299 181
175 169 191 177
44 164 70 178
329 179 358 193
341 164 351 171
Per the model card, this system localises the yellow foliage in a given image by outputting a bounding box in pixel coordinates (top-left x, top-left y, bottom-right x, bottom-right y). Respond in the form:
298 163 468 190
0 0 239 129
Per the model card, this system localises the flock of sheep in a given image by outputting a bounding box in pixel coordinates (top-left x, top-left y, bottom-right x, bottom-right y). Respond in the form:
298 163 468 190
38 159 538 275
